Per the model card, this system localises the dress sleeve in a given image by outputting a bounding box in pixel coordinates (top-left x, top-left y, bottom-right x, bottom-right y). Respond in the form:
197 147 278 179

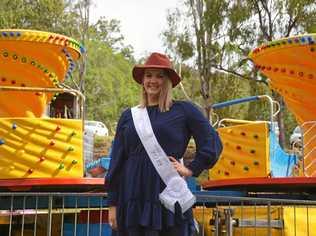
183 102 223 177
104 110 128 206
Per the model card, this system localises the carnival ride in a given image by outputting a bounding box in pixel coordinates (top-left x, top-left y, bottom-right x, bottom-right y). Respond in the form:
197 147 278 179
0 29 106 186
193 33 316 236
203 34 316 188
0 29 315 235
250 35 316 177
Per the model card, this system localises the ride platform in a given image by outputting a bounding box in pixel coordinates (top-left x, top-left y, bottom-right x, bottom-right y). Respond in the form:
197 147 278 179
203 177 316 193
0 178 105 192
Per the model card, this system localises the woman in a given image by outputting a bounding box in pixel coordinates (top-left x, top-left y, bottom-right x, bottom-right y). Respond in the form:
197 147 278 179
105 52 222 236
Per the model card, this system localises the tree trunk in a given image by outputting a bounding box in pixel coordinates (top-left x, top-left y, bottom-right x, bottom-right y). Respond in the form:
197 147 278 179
274 93 286 148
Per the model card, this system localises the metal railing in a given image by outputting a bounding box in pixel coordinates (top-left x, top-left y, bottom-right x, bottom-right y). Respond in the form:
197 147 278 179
0 192 109 236
1 192 316 236
300 121 316 176
211 95 279 129
195 193 316 236
0 85 85 119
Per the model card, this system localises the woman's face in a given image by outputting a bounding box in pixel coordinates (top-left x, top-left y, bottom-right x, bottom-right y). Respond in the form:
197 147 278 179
143 69 166 97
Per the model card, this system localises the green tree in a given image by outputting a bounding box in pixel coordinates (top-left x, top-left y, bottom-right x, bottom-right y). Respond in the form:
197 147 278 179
162 0 262 120
89 17 134 61
0 0 77 34
84 40 139 133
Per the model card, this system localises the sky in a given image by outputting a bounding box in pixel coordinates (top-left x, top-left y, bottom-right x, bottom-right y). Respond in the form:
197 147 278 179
91 0 180 59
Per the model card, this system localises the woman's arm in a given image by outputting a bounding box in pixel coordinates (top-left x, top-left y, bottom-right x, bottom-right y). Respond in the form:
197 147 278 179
104 110 128 205
182 102 223 177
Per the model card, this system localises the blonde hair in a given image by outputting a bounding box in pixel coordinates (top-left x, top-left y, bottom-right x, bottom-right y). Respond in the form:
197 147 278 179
139 71 173 112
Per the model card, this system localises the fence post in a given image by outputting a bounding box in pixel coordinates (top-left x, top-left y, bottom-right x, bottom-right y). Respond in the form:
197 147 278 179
212 208 220 236
47 195 53 236
224 208 234 236
267 202 271 236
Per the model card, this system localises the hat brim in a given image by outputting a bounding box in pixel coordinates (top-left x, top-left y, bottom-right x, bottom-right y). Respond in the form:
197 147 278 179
132 65 181 88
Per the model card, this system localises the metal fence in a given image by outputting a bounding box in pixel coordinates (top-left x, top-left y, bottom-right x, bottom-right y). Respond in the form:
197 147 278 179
194 194 316 236
0 192 316 236
0 192 109 236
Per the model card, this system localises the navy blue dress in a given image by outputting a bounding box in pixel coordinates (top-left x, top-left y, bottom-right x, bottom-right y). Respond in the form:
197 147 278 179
105 101 222 236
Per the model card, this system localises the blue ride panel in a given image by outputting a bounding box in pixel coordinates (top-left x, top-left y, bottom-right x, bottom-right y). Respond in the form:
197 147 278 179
269 129 298 177
64 223 111 236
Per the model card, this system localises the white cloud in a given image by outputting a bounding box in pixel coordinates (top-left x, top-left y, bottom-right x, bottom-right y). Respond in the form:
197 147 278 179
91 0 180 59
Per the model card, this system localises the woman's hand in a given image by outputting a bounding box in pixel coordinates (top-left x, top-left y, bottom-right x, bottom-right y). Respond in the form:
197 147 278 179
109 206 117 230
169 156 193 177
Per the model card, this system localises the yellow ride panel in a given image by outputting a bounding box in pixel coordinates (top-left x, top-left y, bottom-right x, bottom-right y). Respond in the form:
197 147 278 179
283 207 316 235
210 122 270 179
0 118 83 178
249 34 316 176
0 29 83 117
194 206 281 236
192 207 213 236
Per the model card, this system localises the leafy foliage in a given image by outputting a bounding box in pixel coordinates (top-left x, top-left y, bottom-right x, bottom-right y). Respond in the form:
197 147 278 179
0 0 77 35
84 40 139 133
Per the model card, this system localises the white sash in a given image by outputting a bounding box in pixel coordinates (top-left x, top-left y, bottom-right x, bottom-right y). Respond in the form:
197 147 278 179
131 106 196 213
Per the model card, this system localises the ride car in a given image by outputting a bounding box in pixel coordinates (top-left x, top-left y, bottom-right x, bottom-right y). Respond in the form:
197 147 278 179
290 126 302 146
84 120 109 136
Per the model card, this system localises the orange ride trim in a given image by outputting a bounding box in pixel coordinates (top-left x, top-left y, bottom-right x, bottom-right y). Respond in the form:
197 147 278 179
202 177 316 190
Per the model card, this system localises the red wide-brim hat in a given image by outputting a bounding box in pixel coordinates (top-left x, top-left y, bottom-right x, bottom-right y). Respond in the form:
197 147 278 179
132 52 181 87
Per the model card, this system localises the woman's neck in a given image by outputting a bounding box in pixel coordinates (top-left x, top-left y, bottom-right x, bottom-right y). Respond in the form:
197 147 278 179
147 95 159 106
